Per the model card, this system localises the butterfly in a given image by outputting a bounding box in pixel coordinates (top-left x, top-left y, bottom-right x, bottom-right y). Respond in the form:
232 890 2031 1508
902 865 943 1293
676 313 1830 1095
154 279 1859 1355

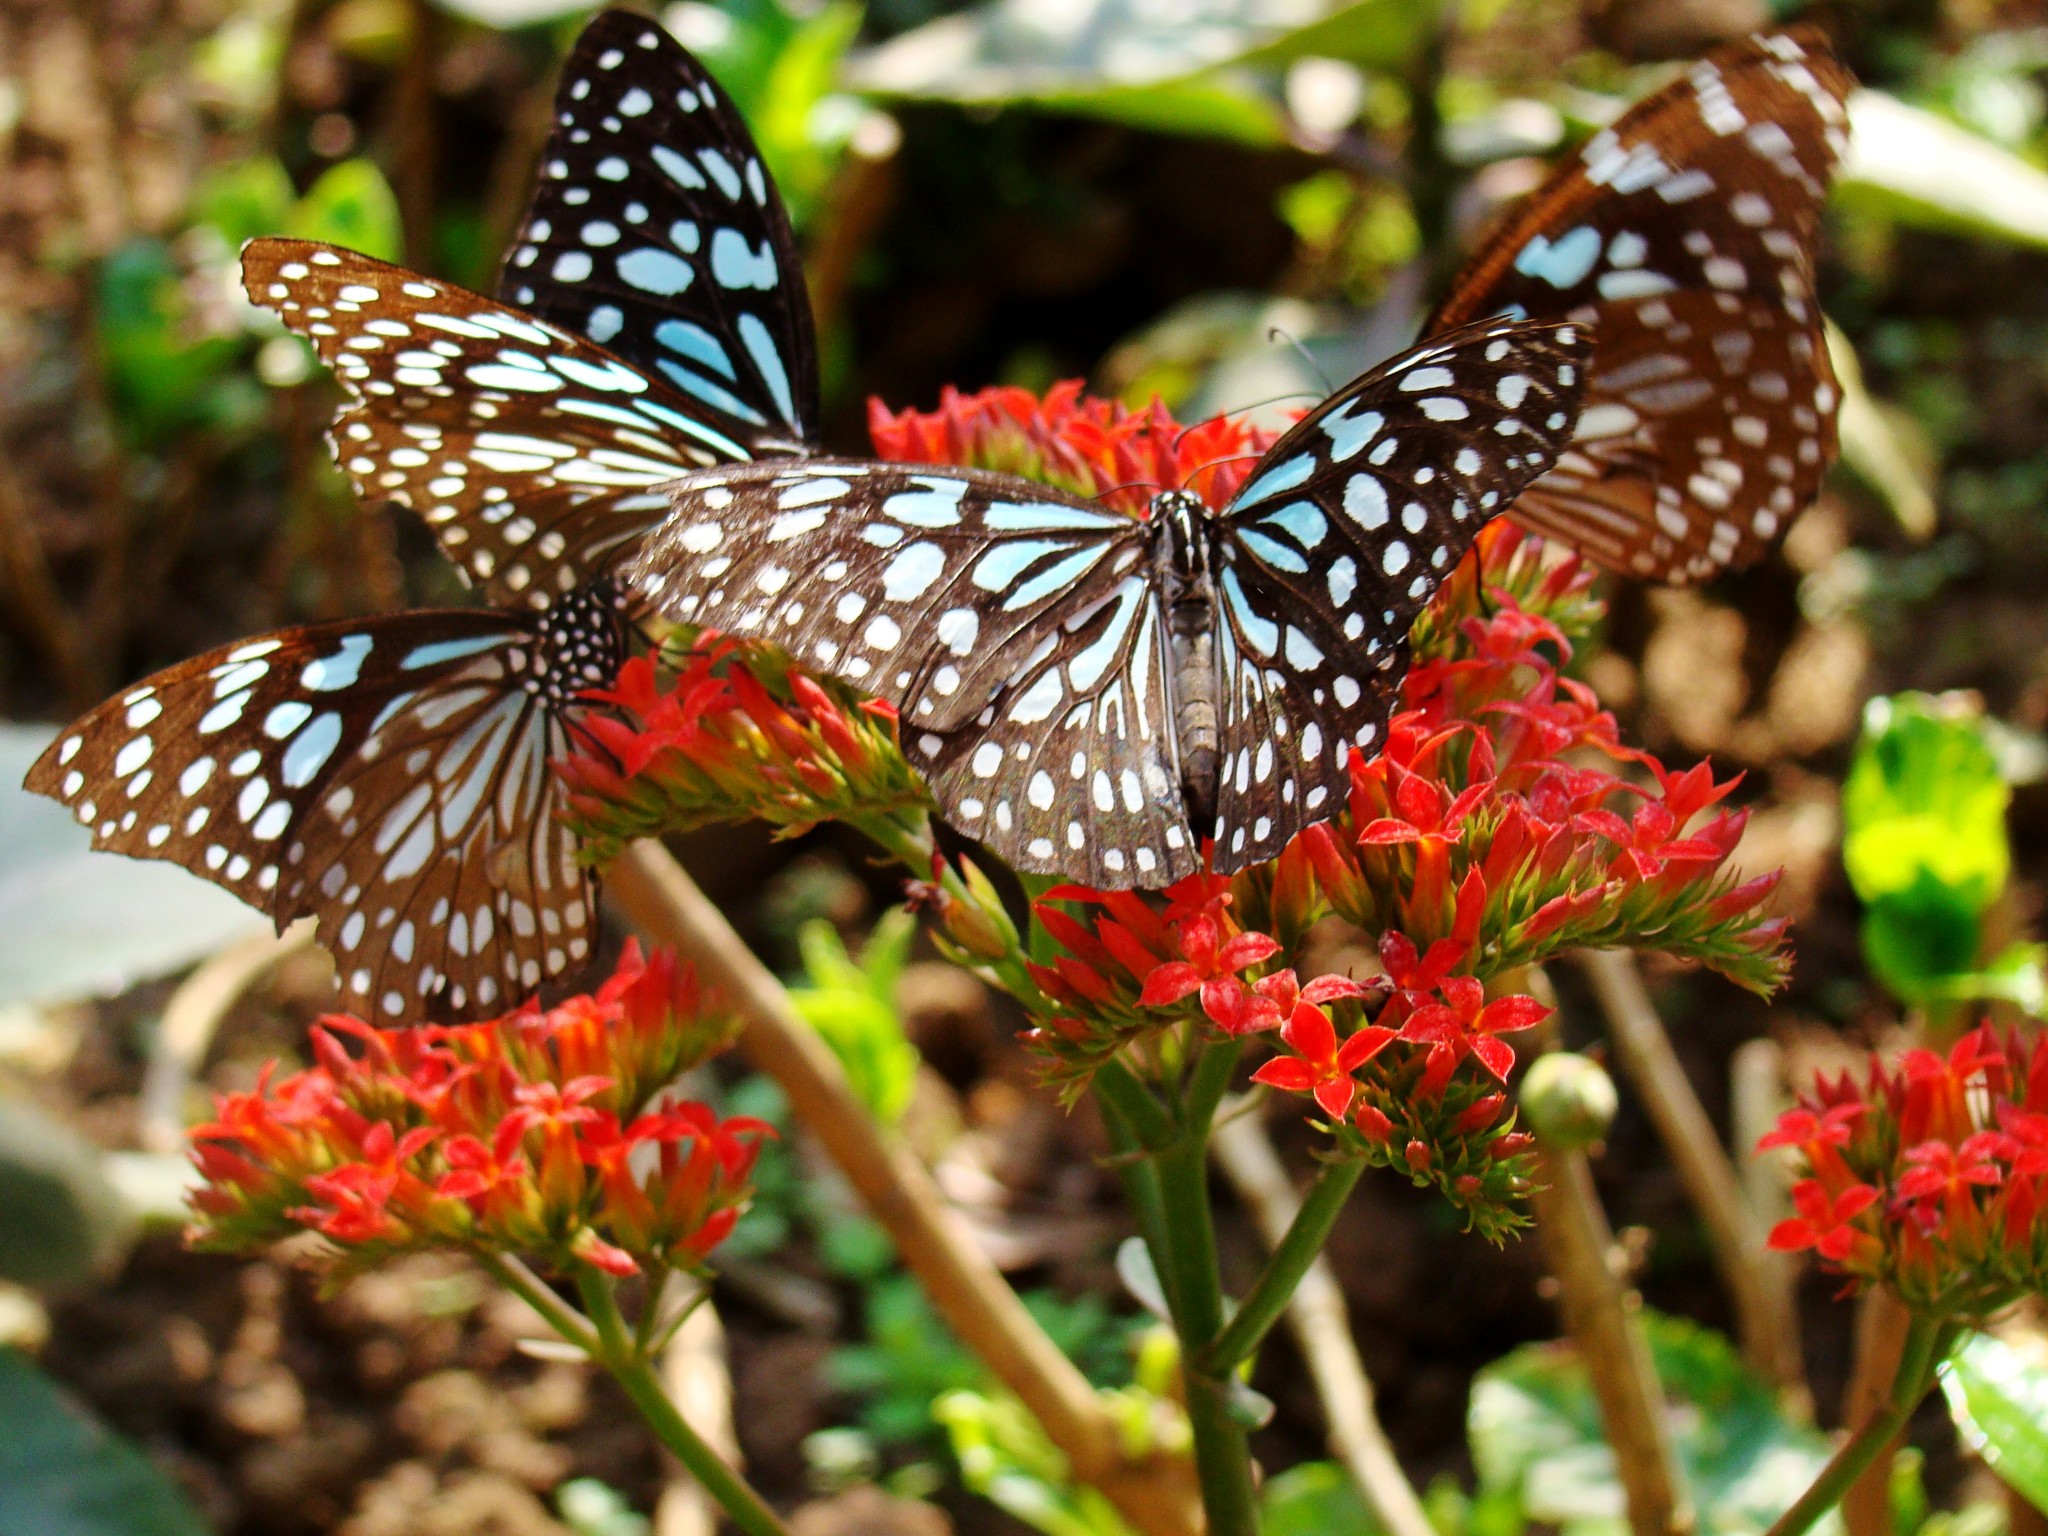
27 12 819 1017
629 315 1595 886
1428 28 1853 583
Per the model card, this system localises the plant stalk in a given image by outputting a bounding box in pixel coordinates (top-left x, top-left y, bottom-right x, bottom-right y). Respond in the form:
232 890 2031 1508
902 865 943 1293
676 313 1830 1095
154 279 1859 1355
575 1271 790 1536
1762 1315 1952 1536
1202 1154 1365 1375
1153 1055 1262 1536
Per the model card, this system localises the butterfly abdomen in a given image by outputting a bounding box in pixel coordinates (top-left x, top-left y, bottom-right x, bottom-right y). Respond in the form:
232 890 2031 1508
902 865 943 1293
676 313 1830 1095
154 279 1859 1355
1156 491 1221 831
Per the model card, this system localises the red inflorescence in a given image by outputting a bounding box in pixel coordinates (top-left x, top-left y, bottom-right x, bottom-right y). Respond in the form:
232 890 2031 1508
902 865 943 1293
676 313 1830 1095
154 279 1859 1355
869 378 1285 518
188 941 769 1279
1760 1028 2048 1316
552 380 1794 1238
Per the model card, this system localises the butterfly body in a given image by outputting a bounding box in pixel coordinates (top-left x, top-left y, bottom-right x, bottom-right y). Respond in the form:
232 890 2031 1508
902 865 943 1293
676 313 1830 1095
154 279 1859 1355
1155 488 1224 830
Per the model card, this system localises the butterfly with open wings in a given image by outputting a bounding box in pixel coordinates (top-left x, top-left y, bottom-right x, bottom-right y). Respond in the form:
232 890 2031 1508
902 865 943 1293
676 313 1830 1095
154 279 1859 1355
1427 27 1852 582
27 12 818 1016
629 315 1594 884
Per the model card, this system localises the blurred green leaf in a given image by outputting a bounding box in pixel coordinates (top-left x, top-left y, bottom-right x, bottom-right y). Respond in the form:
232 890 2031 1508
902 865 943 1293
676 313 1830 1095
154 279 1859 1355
190 157 297 249
789 910 920 1125
1261 1461 1382 1536
557 1476 651 1536
1843 694 2009 914
935 1388 1136 1536
286 158 404 263
94 240 248 446
0 726 267 1008
1827 322 1937 542
426 0 591 28
0 1349 209 1536
1940 1332 2048 1514
1470 1312 1852 1536
848 0 1431 145
1841 89 2048 251
0 1097 135 1290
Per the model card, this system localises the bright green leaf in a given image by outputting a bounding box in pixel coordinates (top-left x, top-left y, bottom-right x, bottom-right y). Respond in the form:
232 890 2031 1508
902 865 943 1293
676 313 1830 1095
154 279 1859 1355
790 913 920 1125
1940 1331 2048 1514
1842 694 2010 914
190 157 297 248
287 158 404 263
0 1349 210 1536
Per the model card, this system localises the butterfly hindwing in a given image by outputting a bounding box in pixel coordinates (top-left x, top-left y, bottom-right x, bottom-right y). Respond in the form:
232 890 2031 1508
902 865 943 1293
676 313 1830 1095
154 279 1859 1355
25 598 621 1019
245 238 741 610
503 9 819 447
1428 29 1851 581
1205 316 1596 870
628 460 1204 880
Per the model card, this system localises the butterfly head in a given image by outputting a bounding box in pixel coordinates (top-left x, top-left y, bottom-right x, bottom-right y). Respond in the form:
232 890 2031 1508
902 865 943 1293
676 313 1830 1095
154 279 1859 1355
1152 489 1212 583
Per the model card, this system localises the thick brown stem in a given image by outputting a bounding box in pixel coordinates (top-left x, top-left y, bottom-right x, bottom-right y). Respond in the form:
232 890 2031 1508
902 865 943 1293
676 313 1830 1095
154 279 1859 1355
606 842 1202 1536
1842 1289 1912 1536
1530 1145 1695 1536
1578 950 1805 1398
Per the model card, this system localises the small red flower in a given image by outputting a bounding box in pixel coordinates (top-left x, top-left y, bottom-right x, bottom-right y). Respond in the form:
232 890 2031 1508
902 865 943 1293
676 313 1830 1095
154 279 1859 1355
1399 977 1550 1086
1769 1179 1880 1262
1251 1001 1396 1119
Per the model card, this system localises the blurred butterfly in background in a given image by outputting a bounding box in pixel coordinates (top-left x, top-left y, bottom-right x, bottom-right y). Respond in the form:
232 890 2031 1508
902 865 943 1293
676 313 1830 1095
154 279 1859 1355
1428 27 1853 582
27 12 819 1016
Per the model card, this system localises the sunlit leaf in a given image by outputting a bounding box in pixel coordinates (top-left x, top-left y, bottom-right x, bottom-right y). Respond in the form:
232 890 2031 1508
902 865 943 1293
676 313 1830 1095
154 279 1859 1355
789 910 920 1125
1842 89 2048 251
1940 1331 2048 1514
286 158 404 263
1841 694 2009 915
847 0 1432 145
1470 1312 1853 1536
0 725 266 1008
1262 1461 1383 1536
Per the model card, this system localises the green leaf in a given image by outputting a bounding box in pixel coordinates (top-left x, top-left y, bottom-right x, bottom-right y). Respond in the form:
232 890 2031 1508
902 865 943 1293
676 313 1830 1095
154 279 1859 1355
1841 90 2048 251
94 240 249 447
0 726 267 1008
1470 1312 1854 1536
1842 695 2010 915
846 0 1430 144
189 157 297 249
0 1096 135 1289
1940 1331 2048 1514
0 1349 210 1536
789 913 920 1125
1261 1461 1382 1536
286 158 404 263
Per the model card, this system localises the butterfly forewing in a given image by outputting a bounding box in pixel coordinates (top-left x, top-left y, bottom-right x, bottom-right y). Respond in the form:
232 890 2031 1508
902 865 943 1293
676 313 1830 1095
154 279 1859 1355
245 238 742 609
1428 28 1851 581
1205 316 1596 871
25 599 621 1019
503 9 819 446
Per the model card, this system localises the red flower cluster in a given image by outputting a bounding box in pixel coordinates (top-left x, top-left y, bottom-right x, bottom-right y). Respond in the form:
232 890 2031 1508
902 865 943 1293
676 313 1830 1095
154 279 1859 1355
1762 1028 2048 1316
869 378 1283 517
188 942 768 1279
1286 524 1787 995
558 640 930 864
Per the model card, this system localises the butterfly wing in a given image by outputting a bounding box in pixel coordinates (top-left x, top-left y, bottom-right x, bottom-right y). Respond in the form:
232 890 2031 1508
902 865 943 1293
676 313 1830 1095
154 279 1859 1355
245 238 745 609
502 9 819 447
1428 29 1851 581
629 461 1199 883
24 600 620 1019
1205 316 1595 872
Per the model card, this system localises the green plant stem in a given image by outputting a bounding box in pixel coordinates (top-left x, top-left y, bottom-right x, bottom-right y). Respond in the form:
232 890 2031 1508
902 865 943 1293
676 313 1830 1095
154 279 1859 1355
1762 1315 1955 1536
1097 1057 1176 1148
477 1251 599 1354
1097 1084 1182 1322
574 1270 790 1536
1201 1155 1366 1375
1153 1054 1261 1536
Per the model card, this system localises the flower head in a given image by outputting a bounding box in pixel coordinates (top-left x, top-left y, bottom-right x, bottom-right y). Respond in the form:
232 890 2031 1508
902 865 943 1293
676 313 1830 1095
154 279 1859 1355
189 946 766 1279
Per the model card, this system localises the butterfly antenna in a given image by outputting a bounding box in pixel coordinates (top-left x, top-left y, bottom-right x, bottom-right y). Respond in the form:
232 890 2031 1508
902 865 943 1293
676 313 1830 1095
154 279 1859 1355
1267 326 1338 396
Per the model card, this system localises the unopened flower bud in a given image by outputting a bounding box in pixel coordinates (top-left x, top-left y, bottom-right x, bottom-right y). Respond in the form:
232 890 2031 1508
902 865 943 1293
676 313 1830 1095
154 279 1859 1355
1519 1052 1618 1151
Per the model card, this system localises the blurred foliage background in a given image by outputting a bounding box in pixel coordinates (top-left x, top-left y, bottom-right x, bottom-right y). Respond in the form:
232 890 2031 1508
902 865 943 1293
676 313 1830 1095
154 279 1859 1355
6 0 2048 1532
